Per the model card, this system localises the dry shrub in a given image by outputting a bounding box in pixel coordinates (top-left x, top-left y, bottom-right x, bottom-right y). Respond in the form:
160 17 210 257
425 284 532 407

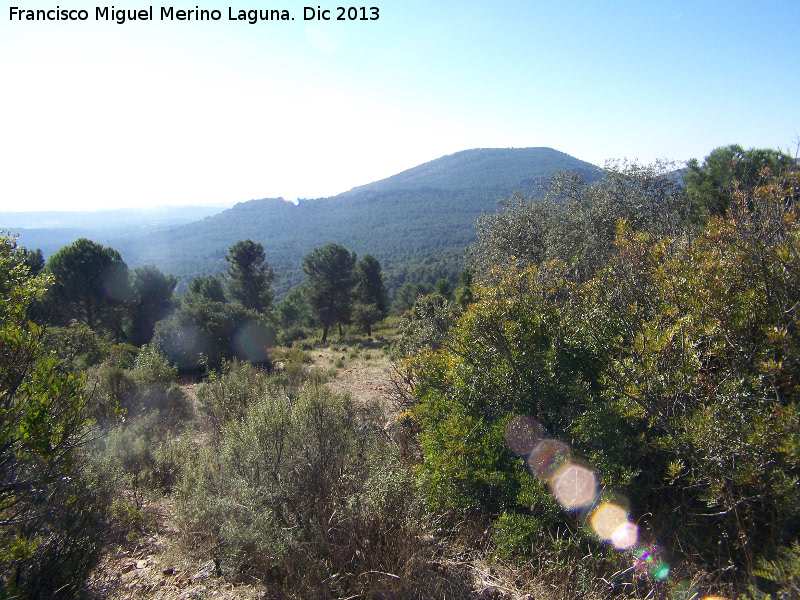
177 380 473 599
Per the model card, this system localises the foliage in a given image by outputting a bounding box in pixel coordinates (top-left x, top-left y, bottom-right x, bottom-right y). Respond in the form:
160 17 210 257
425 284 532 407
186 273 227 303
178 380 442 598
685 144 795 220
275 285 313 331
225 239 275 313
43 238 132 337
399 167 800 589
394 282 433 312
127 264 177 345
454 267 475 308
302 242 358 342
15 247 44 277
433 278 453 300
751 541 800 599
42 323 107 368
196 360 273 441
354 253 389 335
85 343 183 424
0 234 102 598
468 160 690 283
153 299 275 372
400 292 458 354
92 410 184 511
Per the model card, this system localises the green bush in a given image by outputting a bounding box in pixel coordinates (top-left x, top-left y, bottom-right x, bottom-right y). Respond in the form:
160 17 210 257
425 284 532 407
1 234 105 598
86 344 185 424
196 360 272 439
92 411 184 507
177 380 438 598
400 169 800 590
278 324 308 346
42 323 108 368
153 299 275 372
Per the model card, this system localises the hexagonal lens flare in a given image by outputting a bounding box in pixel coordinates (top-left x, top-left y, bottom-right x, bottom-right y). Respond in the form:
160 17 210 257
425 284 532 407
551 462 598 509
590 502 628 540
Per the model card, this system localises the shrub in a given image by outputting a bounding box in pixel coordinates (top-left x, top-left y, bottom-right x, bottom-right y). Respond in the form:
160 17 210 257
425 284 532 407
195 360 272 440
153 300 275 372
92 411 183 508
86 344 185 425
1 234 104 597
42 323 107 368
177 380 448 598
400 168 800 591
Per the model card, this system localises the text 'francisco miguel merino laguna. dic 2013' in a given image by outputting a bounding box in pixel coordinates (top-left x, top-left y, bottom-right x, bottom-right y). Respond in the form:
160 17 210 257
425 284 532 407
8 6 381 24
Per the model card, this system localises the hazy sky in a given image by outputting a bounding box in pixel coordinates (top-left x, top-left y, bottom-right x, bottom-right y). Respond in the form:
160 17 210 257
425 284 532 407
1 0 798 211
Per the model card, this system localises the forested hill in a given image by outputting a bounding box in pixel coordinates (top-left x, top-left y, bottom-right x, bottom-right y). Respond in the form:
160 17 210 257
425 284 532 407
113 148 599 297
341 147 598 195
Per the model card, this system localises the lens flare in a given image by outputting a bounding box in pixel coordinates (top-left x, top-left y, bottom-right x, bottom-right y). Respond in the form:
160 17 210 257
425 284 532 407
504 416 543 457
590 502 628 540
653 563 670 580
611 522 639 550
504 414 669 579
233 320 275 364
161 324 208 370
551 462 598 509
527 439 571 482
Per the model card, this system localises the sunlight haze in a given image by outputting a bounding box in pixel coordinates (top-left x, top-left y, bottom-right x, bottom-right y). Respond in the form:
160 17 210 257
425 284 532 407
1 0 797 211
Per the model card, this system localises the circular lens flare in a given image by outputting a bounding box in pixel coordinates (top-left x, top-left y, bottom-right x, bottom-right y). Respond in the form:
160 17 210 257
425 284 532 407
612 522 639 550
653 563 670 580
233 320 275 364
591 502 628 540
504 416 543 457
527 439 571 482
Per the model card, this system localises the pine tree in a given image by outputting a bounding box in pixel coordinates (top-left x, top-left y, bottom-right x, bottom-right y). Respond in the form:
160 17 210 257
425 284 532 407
354 254 388 336
225 240 275 313
302 243 357 342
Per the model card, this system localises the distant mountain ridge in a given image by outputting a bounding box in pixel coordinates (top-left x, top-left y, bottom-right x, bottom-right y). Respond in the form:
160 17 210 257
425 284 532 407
340 147 598 195
8 147 599 298
2 205 233 258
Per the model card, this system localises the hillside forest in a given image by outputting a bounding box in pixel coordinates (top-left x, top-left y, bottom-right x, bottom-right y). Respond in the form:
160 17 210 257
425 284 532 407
1 144 799 600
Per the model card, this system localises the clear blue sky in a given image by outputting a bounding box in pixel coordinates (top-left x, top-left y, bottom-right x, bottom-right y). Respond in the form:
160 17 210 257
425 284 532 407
1 0 797 211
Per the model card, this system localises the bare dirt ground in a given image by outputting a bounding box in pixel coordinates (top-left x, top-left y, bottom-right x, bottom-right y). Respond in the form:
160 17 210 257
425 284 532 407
89 496 268 599
311 343 396 408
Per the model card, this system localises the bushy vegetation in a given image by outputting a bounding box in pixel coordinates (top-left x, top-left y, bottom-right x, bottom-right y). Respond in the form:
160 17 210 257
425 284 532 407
0 234 105 598
396 154 800 595
3 144 798 599
179 365 466 599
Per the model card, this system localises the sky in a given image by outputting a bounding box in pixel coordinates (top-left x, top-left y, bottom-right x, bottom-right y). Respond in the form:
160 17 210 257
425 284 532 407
1 0 798 211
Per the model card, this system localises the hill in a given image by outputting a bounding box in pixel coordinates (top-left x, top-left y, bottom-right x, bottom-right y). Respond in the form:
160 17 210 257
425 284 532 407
4 148 598 298
342 147 597 195
117 148 598 297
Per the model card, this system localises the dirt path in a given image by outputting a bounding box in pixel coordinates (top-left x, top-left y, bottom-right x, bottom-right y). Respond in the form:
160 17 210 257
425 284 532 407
313 345 396 408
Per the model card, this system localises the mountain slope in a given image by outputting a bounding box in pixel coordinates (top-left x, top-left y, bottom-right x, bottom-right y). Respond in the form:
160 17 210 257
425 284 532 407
4 205 232 258
342 147 597 195
116 147 599 297
10 148 598 298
